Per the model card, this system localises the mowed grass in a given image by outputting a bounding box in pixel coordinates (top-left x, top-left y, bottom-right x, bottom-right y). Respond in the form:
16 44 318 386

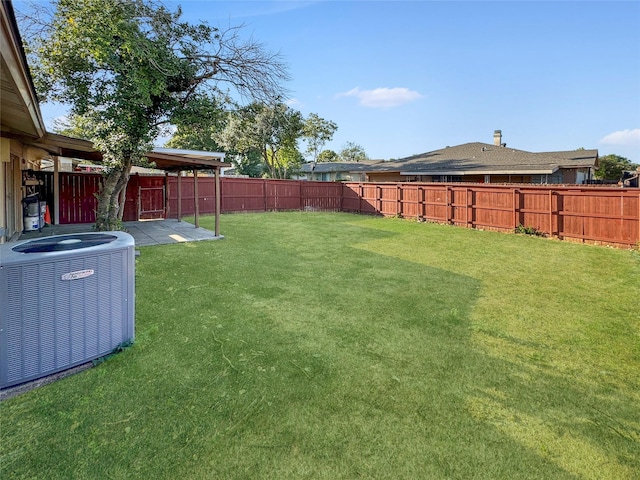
1 212 639 479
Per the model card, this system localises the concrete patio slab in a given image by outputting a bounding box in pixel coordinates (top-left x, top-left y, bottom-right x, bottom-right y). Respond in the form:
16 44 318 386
13 219 223 247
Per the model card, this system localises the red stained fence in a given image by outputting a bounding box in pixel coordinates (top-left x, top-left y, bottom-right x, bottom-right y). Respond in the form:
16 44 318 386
44 173 639 247
42 173 166 224
165 177 342 216
342 183 640 247
58 173 101 224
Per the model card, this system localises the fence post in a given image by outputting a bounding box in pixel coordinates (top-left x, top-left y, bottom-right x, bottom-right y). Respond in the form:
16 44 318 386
177 172 182 221
466 187 472 227
550 190 558 239
215 167 220 236
193 170 199 228
164 172 170 219
446 185 451 224
549 190 554 237
263 179 268 212
513 188 519 229
53 156 60 224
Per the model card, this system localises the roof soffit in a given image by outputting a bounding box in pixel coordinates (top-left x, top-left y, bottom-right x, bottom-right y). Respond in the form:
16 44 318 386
0 1 45 138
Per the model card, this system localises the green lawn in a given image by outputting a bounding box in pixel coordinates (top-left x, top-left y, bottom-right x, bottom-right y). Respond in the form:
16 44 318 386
2 212 639 479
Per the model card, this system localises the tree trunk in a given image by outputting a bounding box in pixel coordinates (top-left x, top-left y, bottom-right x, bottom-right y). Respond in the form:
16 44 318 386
263 148 276 178
95 170 121 231
94 158 132 231
112 166 130 223
117 185 128 222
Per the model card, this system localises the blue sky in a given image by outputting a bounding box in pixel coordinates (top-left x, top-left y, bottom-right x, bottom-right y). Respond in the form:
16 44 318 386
35 1 640 163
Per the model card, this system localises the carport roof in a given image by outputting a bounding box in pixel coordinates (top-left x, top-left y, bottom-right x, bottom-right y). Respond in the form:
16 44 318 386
31 133 225 171
145 148 225 171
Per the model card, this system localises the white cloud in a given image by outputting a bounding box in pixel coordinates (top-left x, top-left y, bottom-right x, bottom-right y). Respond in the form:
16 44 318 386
599 129 640 146
285 98 302 108
338 86 423 108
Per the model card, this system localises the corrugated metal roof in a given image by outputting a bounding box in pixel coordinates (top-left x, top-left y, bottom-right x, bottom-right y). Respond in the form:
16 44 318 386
31 134 226 170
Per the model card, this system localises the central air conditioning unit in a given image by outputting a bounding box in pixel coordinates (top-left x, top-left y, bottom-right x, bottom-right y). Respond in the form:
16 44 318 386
0 232 135 389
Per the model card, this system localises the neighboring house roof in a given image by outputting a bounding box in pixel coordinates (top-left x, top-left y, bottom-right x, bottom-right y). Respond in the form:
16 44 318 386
299 160 384 174
533 149 600 168
297 143 598 178
371 143 598 176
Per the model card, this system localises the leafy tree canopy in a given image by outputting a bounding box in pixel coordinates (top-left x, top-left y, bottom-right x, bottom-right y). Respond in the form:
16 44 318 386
215 102 303 179
21 0 289 230
227 150 264 178
302 113 337 163
595 154 638 181
317 149 339 162
164 94 228 152
339 141 368 162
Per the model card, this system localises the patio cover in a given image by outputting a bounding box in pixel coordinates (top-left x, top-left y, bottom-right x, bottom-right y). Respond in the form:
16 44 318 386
30 133 225 235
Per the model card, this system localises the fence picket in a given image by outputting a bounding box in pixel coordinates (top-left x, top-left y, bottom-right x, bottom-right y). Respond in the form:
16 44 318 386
42 173 639 247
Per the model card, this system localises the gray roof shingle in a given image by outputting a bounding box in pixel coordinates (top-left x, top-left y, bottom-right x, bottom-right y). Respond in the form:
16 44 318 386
299 143 598 176
299 160 384 173
372 143 598 175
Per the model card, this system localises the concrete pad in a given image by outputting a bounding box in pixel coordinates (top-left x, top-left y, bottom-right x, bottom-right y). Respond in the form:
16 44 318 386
15 219 223 247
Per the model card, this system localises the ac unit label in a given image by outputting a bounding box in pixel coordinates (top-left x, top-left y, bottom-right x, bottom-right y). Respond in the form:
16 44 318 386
61 269 95 281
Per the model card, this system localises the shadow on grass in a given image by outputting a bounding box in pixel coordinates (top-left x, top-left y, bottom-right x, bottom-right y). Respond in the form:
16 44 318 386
464 329 640 479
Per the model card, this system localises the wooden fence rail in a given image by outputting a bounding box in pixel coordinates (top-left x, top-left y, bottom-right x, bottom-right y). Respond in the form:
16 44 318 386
166 177 343 216
341 182 640 247
42 173 640 248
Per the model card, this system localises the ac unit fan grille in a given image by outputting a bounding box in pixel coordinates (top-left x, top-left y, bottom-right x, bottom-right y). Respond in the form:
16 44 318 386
4 251 128 385
1 231 134 389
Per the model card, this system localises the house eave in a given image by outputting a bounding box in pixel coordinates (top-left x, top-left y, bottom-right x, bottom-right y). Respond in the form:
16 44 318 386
399 167 559 176
1 0 45 139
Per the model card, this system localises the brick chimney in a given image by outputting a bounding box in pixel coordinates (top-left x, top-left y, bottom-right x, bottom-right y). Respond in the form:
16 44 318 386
493 130 502 146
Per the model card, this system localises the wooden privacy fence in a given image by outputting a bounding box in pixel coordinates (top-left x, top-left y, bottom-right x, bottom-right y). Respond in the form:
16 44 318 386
41 173 639 247
37 172 168 224
169 178 638 247
166 177 342 217
341 183 640 247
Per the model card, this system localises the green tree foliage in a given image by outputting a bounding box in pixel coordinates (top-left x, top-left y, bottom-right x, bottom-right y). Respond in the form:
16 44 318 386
228 150 264 178
340 141 368 162
594 154 637 181
215 102 303 179
51 115 92 141
23 0 288 230
317 149 339 162
302 113 337 163
164 95 228 152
